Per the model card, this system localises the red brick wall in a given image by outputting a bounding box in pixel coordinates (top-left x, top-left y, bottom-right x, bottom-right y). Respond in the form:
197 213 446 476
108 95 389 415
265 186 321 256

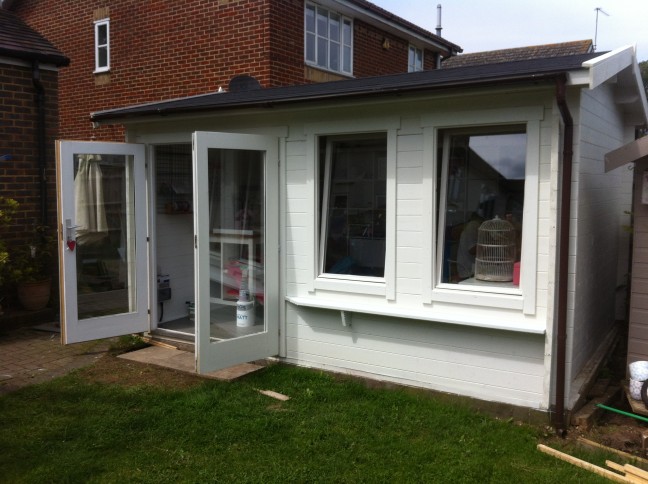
14 0 284 141
0 62 59 246
268 0 304 87
14 0 443 141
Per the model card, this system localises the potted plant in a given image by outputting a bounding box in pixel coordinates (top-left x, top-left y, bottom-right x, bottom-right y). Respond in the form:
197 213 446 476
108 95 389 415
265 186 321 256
4 223 57 311
0 197 19 314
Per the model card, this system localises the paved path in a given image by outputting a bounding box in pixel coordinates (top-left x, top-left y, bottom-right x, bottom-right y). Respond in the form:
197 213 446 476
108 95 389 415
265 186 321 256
0 324 112 395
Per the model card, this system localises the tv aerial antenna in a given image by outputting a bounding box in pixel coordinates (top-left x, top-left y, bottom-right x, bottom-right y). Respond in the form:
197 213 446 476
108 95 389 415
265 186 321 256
594 7 610 51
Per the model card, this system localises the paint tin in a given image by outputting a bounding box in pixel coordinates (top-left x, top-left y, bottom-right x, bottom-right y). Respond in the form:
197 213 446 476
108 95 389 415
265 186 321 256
237 300 255 327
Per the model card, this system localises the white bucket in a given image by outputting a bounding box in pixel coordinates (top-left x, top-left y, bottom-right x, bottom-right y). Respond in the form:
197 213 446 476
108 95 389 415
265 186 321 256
236 300 255 327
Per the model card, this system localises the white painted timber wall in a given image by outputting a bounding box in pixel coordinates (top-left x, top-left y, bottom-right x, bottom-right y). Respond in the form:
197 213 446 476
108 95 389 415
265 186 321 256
565 83 633 401
284 92 555 409
155 212 194 322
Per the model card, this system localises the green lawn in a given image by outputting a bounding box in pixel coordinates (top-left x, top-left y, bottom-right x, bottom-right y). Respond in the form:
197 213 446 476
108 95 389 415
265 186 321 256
0 360 612 483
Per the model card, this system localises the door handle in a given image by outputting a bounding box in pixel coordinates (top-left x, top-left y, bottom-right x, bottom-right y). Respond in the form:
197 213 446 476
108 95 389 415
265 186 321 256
65 219 80 251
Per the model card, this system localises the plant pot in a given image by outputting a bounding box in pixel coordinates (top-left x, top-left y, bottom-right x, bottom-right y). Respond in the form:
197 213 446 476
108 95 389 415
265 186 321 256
17 278 51 311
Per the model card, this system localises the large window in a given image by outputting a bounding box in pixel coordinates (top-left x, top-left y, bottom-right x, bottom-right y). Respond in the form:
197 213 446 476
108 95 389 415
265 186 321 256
437 128 526 287
408 45 423 72
319 134 387 278
94 18 110 73
305 2 353 75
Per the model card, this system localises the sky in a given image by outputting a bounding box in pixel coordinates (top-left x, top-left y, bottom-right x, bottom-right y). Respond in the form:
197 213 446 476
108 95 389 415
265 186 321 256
372 0 648 62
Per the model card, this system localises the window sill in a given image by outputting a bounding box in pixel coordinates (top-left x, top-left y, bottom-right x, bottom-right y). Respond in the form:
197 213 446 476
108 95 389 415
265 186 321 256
431 285 524 311
313 276 386 296
286 296 545 334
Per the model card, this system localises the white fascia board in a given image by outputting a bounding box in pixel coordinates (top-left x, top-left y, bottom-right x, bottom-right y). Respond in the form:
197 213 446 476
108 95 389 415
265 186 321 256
566 69 590 86
582 45 635 89
629 56 648 125
582 45 648 126
324 0 456 53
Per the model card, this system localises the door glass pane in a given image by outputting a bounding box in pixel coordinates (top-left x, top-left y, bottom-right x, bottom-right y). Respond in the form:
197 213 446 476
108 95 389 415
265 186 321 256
74 153 136 319
207 149 265 340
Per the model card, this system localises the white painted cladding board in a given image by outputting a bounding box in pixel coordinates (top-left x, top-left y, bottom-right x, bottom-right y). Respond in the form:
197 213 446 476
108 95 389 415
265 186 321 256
285 304 546 408
567 84 630 388
282 97 553 409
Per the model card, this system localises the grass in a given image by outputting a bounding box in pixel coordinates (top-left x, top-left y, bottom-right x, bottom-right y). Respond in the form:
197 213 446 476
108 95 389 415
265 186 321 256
0 361 614 483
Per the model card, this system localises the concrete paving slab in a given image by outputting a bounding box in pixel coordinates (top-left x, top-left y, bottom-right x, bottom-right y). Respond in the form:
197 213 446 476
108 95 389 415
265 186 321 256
117 346 263 381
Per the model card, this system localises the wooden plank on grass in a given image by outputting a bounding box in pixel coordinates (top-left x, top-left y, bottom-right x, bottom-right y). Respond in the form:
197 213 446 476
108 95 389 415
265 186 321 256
537 444 631 483
606 461 647 483
577 437 648 465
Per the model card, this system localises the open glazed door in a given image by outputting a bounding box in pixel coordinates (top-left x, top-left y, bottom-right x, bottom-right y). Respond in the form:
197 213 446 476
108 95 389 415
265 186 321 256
56 141 149 344
193 132 279 374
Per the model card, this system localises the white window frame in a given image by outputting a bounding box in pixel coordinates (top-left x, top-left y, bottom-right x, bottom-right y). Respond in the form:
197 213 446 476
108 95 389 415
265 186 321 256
408 45 424 72
305 2 353 76
304 118 398 298
422 107 543 314
94 18 110 73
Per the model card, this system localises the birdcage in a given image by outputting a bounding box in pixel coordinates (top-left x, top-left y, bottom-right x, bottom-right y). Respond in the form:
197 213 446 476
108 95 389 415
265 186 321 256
475 216 516 282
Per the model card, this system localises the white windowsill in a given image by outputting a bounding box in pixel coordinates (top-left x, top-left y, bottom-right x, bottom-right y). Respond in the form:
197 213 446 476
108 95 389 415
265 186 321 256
313 276 386 296
286 296 545 334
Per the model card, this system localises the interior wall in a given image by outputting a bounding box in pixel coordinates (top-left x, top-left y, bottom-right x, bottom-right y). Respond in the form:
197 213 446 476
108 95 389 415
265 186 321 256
153 145 195 323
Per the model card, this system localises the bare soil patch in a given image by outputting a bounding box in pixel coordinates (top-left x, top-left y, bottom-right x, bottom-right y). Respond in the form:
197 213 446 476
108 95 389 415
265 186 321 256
75 353 205 390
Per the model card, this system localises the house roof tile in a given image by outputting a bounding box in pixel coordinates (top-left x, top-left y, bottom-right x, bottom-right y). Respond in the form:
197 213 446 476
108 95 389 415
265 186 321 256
442 40 593 68
0 8 69 66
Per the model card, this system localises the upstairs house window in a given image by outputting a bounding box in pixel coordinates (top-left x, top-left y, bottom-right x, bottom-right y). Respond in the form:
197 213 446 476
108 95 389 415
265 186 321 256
319 134 387 278
94 18 110 73
408 45 423 72
305 2 353 75
437 128 527 288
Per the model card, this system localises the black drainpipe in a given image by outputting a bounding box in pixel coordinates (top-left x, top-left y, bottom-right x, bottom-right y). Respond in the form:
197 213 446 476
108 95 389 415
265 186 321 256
32 60 48 227
553 74 573 436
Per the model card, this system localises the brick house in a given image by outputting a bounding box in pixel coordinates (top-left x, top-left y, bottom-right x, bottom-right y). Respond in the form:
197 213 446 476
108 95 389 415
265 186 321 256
8 0 461 141
0 8 68 314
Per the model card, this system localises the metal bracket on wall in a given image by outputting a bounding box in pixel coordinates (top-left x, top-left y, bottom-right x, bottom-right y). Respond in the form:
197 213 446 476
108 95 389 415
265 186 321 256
340 310 352 327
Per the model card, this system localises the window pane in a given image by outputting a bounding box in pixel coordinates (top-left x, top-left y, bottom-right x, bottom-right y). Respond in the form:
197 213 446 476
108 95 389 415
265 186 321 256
439 131 526 284
305 5 315 33
343 45 351 72
329 41 339 71
97 23 107 45
306 33 315 63
98 47 108 68
343 19 352 45
320 135 387 277
317 37 327 67
317 7 328 34
329 13 340 42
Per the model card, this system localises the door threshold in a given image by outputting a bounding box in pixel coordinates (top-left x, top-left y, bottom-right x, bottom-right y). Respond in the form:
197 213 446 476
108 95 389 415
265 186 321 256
146 329 195 353
118 345 264 381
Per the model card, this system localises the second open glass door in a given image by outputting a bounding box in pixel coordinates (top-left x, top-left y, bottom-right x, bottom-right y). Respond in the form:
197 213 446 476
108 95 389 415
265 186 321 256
193 132 279 374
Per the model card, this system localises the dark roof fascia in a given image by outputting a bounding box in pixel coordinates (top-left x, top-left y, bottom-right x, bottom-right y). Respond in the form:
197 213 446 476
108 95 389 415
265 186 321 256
340 0 462 54
0 46 70 67
92 53 600 123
